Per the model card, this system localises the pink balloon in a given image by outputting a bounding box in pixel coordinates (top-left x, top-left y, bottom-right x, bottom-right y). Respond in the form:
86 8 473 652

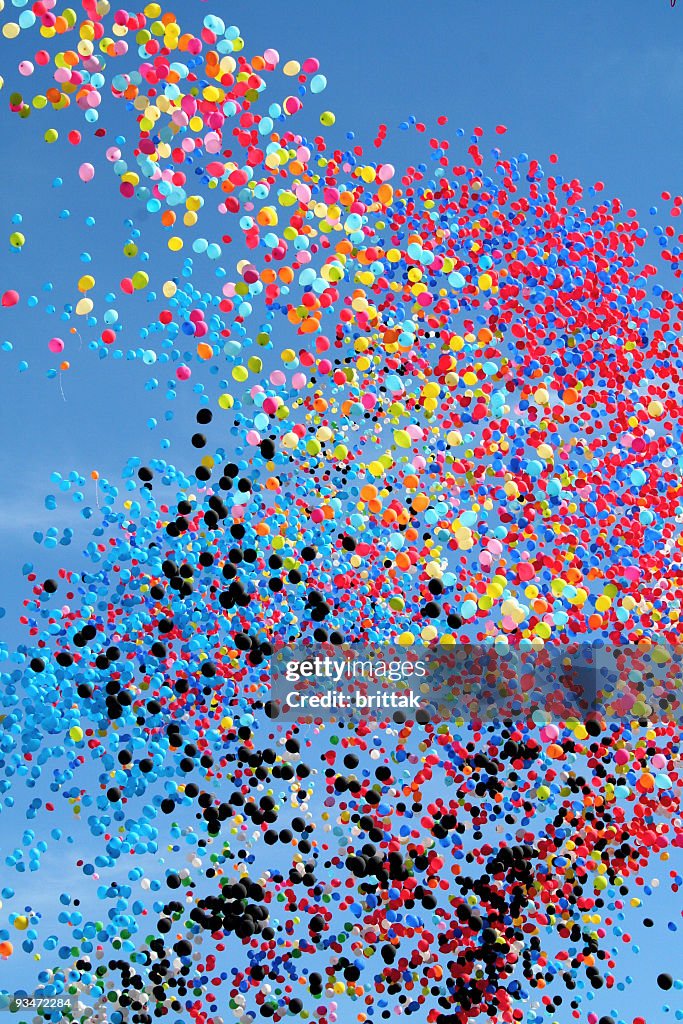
48 337 64 353
78 162 95 183
176 365 191 381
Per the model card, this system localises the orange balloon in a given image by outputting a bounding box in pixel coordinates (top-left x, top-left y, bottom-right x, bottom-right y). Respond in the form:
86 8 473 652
377 183 393 205
637 773 655 793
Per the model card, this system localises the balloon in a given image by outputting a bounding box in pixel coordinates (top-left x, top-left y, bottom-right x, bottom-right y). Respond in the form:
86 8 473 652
131 271 149 290
1 291 19 307
78 162 95 182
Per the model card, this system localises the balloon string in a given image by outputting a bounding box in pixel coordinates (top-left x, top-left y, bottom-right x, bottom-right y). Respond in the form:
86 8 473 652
58 372 66 403
94 478 100 509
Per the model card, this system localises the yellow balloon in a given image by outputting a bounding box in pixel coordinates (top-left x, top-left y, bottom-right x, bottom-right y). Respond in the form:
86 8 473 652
76 297 93 316
131 271 149 290
78 274 95 293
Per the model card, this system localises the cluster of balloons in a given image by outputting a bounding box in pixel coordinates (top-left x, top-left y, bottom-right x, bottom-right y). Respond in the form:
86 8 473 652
1 2 683 1023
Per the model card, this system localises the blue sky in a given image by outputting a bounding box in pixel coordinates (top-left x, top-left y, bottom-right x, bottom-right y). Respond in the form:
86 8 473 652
1 0 683 1017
